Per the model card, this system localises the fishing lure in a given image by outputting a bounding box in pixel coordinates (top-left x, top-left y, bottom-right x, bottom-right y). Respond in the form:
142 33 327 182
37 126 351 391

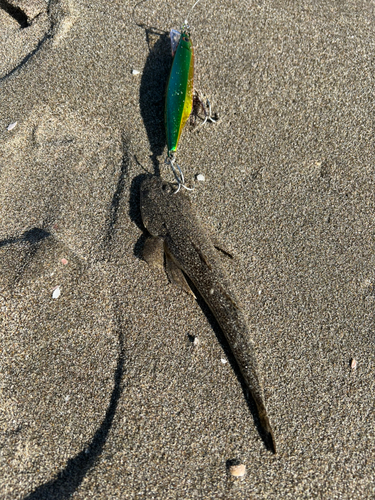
164 0 216 192
165 25 194 158
165 24 195 192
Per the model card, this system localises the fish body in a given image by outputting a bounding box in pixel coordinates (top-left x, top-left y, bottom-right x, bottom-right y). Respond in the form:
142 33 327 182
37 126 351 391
165 26 194 155
140 176 276 453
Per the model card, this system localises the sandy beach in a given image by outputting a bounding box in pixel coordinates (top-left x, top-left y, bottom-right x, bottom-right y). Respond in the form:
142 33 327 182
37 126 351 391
1 0 374 498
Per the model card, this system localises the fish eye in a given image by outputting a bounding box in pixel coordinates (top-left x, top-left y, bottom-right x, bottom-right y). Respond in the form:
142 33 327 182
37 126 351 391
162 183 171 193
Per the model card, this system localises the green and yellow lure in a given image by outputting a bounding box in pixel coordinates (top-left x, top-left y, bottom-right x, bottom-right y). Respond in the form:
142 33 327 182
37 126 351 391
164 25 195 191
164 0 215 191
165 25 194 156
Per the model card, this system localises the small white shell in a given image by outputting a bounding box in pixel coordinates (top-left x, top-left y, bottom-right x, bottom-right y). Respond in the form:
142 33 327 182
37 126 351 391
350 358 357 370
7 122 17 131
52 286 61 299
221 358 228 364
132 69 141 75
229 464 246 477
195 174 205 182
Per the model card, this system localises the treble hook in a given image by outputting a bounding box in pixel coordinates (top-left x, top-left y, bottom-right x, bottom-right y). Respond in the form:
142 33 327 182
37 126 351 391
166 154 194 193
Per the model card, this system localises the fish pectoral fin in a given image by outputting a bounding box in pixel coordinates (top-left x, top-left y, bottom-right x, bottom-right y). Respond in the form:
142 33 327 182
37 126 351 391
211 238 235 259
207 229 234 259
197 214 234 258
142 236 165 271
165 253 196 299
214 243 234 259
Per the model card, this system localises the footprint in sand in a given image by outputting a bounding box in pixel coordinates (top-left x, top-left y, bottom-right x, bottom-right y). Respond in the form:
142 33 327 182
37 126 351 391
0 0 78 80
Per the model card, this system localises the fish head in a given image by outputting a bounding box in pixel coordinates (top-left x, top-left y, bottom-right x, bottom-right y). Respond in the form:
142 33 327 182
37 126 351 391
140 176 176 237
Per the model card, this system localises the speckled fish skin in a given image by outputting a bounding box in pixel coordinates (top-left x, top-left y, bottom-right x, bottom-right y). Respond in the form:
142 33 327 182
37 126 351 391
140 176 276 453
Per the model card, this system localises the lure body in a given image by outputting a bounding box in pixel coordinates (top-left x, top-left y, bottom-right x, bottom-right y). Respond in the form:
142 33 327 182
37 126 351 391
165 27 194 155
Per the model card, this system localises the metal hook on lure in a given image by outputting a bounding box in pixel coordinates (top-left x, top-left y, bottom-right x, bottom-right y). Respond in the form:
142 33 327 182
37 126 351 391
164 0 204 192
165 154 194 194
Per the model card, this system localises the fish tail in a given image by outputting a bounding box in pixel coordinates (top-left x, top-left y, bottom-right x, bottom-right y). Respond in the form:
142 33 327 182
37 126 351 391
258 407 277 454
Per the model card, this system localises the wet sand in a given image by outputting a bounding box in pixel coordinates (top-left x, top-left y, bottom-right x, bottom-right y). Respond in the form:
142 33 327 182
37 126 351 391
1 0 374 498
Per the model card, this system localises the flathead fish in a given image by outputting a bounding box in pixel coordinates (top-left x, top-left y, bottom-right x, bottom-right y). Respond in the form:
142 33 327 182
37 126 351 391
140 176 276 453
